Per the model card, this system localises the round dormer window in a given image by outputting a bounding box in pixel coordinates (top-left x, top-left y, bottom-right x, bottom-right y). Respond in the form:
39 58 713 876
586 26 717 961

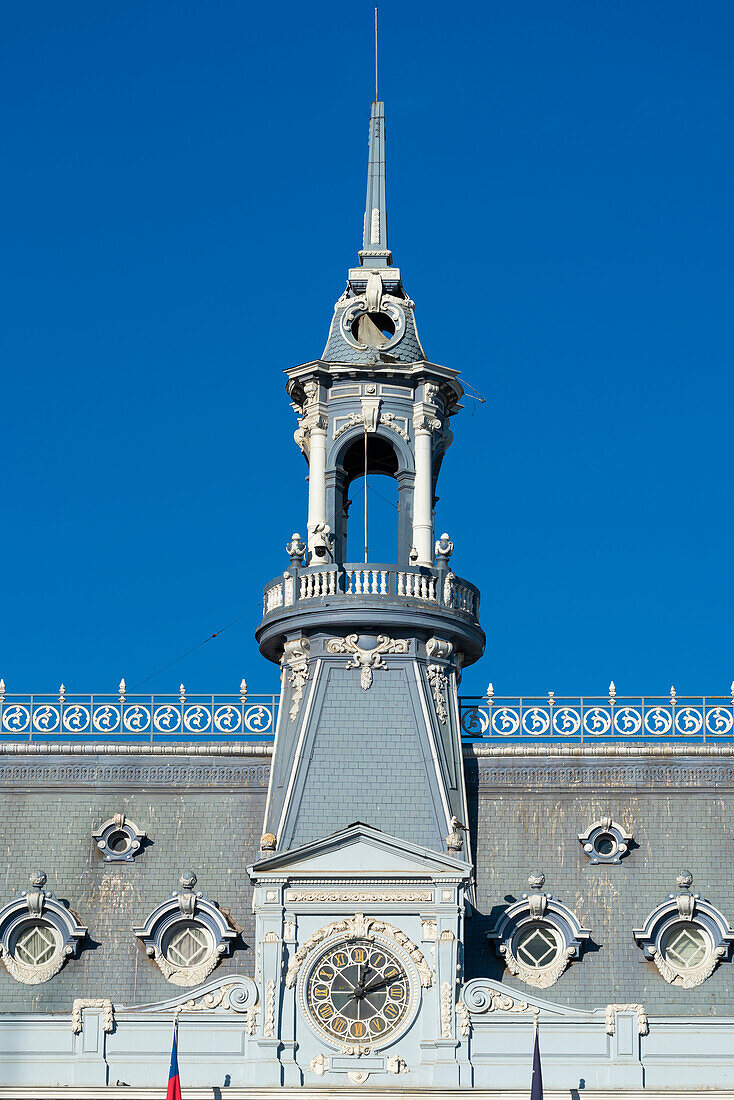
513 923 563 971
661 922 710 973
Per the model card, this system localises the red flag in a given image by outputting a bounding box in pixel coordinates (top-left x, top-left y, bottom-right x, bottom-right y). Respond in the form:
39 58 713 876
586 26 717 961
166 1017 182 1100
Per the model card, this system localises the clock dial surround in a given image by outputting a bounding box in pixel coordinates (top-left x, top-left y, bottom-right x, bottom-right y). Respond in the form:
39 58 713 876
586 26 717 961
301 934 417 1050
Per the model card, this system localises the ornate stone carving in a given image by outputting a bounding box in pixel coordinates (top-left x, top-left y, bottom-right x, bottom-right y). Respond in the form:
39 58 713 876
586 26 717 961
441 981 453 1037
286 533 306 566
387 1055 408 1074
326 634 409 690
578 816 632 864
93 812 146 863
285 914 433 989
434 532 454 564
172 980 257 1017
427 665 449 724
488 874 590 990
421 920 437 940
0 872 87 986
605 1004 648 1036
260 832 277 852
71 999 114 1034
134 876 236 988
282 637 310 721
455 999 471 1037
310 1053 329 1076
285 890 432 904
263 978 276 1037
461 980 540 1016
634 873 734 988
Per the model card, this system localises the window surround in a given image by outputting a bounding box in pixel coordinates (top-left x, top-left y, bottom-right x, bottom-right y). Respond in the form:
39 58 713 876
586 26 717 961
633 871 734 988
488 872 591 989
0 872 87 985
133 872 236 987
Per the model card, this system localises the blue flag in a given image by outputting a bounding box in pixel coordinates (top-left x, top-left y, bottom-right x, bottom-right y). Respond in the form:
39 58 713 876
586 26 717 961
530 1023 543 1100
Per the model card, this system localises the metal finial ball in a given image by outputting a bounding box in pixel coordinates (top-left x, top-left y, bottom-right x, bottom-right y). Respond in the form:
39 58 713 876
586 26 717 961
29 870 47 888
179 871 197 890
676 870 693 890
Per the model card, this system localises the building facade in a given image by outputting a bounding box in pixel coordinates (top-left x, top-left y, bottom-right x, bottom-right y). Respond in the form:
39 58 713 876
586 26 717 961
1 97 734 1097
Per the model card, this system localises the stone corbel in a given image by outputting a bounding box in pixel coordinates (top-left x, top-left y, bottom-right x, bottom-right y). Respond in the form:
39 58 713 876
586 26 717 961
326 634 408 690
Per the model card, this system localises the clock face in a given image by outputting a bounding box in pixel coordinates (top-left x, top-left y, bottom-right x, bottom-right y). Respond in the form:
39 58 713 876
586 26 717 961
304 937 412 1046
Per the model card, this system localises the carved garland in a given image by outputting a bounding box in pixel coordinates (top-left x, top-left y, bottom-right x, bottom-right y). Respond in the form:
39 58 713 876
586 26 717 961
440 981 453 1037
282 637 310 722
285 913 433 989
426 665 449 724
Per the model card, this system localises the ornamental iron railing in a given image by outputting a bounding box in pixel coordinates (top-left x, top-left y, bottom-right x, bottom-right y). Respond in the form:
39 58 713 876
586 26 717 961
0 682 278 744
2 681 733 746
459 686 734 743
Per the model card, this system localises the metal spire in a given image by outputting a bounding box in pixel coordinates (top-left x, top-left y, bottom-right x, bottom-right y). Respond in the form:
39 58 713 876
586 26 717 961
359 10 391 268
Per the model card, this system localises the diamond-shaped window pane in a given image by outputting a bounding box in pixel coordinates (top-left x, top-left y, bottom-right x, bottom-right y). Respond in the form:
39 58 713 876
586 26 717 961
664 925 708 970
15 923 57 966
166 923 209 968
516 925 560 969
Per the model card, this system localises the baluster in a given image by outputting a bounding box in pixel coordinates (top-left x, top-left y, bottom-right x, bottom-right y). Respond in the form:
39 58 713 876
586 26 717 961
428 577 436 601
328 571 336 595
355 570 362 595
397 572 405 595
370 569 377 594
380 571 387 594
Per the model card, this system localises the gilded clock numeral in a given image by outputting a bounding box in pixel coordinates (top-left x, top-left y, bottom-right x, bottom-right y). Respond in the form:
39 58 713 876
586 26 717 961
331 1016 348 1034
332 952 348 967
384 966 400 979
388 983 405 1000
312 984 329 999
317 965 335 981
317 1003 334 1020
351 1021 367 1038
370 1016 386 1034
384 1001 400 1019
351 946 367 963
370 951 386 969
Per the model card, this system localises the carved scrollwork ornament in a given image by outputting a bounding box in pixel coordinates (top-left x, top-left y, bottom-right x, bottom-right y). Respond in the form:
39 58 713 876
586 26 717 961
326 634 408 690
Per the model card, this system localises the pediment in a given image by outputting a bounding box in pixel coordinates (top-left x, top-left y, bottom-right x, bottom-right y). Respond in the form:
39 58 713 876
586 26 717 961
248 823 471 881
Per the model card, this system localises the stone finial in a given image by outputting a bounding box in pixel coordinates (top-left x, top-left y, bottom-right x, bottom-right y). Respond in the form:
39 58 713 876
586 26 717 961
528 872 545 891
179 871 197 890
260 832 277 852
286 532 306 566
608 680 616 702
676 870 693 890
435 532 454 565
29 870 47 889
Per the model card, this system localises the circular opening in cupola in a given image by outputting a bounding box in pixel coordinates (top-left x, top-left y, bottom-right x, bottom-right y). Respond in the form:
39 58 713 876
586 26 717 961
352 311 395 347
108 831 130 854
594 833 616 857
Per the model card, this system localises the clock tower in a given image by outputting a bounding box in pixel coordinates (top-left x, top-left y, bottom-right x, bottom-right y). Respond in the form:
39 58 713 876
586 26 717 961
247 96 484 1087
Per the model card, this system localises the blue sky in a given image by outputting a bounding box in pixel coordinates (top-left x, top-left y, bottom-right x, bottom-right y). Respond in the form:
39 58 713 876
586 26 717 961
2 0 733 700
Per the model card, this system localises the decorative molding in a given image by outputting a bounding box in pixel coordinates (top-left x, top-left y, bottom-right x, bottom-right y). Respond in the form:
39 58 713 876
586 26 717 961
488 874 591 990
263 931 280 943
285 890 433 904
326 635 409 690
92 812 146 862
634 873 734 988
285 913 433 989
605 1004 648 1036
133 874 236 988
421 920 437 941
0 761 271 788
578 816 633 865
427 665 449 724
461 980 540 1016
441 980 453 1037
173 980 256 1017
387 1055 408 1074
71 999 114 1034
456 999 471 1037
282 637 310 722
263 978 276 1038
0 872 87 986
310 1053 329 1076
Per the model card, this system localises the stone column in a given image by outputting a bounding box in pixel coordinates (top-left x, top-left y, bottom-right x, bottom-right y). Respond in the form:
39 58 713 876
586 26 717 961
307 420 328 555
413 419 434 566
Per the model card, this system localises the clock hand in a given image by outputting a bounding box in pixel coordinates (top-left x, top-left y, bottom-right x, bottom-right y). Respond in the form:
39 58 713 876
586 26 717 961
361 973 397 996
